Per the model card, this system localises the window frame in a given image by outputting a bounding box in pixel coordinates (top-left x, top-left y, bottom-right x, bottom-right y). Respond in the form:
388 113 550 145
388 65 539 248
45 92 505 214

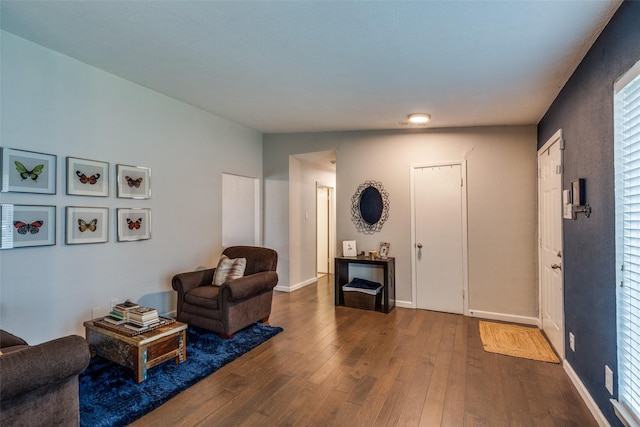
613 58 640 427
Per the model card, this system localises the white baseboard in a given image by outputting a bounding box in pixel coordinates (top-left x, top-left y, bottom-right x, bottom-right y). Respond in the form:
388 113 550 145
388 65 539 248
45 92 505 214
275 277 317 293
467 309 539 326
395 300 414 309
564 360 610 427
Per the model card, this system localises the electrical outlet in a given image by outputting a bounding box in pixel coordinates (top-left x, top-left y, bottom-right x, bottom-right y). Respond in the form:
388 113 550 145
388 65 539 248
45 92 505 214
92 306 101 319
569 332 575 352
605 365 614 395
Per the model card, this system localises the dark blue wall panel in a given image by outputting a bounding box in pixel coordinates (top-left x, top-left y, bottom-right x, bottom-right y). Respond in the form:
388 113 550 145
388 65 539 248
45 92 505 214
538 2 640 425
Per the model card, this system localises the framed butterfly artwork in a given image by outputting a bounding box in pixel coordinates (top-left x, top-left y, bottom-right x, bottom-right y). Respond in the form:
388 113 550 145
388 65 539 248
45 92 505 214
65 206 109 244
66 157 109 197
0 147 56 194
117 208 151 242
0 204 56 249
116 164 151 199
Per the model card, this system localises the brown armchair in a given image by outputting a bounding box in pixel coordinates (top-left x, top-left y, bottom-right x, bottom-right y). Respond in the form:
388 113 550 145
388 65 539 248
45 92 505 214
172 246 278 338
0 330 90 427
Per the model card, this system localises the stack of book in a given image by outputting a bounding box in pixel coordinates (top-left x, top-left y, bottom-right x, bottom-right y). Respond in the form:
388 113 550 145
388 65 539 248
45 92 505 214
103 301 140 325
125 306 160 331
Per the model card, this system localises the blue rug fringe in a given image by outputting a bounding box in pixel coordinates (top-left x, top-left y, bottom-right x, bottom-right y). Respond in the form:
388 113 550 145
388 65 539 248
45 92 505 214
79 323 283 427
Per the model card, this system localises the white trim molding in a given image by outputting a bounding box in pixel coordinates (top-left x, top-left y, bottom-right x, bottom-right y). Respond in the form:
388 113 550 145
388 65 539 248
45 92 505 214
395 299 414 309
468 309 539 326
611 399 640 427
275 276 317 293
564 360 611 427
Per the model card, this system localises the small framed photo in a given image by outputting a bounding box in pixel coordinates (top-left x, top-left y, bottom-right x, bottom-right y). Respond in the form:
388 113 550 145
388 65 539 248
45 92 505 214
1 204 56 249
343 240 357 257
117 164 151 199
66 157 109 197
379 242 391 259
1 147 56 194
117 208 151 241
66 206 109 244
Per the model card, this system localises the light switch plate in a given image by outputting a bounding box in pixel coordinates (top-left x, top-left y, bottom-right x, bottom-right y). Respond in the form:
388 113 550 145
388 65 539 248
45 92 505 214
605 365 614 395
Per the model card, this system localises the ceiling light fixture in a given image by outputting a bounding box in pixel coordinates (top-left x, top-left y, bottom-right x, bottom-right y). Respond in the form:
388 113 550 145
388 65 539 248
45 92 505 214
407 113 431 124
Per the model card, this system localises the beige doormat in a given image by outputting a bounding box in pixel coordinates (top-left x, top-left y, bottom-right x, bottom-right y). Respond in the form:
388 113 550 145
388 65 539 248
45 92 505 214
479 321 560 363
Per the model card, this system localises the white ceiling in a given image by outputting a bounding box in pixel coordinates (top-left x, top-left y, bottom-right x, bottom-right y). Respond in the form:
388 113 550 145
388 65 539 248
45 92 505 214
0 1 622 134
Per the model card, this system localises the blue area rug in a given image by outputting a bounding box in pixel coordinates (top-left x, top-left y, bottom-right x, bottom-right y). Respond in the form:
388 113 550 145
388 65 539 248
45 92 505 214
79 323 283 427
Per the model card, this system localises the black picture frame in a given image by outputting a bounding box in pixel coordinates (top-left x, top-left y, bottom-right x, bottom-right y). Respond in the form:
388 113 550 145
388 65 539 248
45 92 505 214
571 179 586 206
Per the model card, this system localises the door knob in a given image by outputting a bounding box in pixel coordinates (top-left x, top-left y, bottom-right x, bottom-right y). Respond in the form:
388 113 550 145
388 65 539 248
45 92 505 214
417 243 423 249
551 264 562 270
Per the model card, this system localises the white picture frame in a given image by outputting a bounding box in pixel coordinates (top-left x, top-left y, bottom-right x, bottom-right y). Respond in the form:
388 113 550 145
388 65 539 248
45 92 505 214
0 204 56 249
66 157 109 197
117 208 151 241
342 240 357 257
66 206 109 244
379 242 390 258
117 164 151 199
1 147 57 194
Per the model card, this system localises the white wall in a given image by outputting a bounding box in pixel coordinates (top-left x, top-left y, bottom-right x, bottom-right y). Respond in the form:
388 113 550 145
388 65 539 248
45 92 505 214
0 32 263 343
264 127 539 319
284 155 336 291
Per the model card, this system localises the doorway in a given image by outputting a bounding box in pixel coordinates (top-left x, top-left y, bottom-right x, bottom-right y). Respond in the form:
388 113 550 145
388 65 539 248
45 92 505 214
538 130 564 358
411 162 468 314
316 185 331 276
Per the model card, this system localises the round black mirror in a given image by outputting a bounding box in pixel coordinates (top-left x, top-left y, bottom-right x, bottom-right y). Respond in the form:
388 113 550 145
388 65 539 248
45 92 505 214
359 186 383 224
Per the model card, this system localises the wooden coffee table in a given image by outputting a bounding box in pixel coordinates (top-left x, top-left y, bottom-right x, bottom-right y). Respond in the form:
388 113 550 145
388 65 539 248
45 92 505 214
84 318 188 382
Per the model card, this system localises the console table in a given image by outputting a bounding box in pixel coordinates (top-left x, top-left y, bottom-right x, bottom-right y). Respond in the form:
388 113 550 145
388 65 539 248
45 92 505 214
335 256 395 313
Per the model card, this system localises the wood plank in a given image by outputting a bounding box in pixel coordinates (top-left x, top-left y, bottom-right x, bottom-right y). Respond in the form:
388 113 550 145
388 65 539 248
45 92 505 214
129 275 598 427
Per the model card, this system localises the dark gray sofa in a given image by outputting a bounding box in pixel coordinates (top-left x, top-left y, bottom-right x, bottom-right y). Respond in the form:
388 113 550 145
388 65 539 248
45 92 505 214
0 330 90 427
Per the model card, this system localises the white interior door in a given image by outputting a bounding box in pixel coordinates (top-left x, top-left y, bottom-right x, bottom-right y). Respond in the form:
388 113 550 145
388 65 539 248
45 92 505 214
317 186 329 275
539 131 564 357
222 173 260 247
413 164 466 314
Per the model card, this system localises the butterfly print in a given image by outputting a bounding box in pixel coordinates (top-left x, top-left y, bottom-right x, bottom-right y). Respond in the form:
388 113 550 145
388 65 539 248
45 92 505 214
76 171 101 185
13 220 43 234
125 176 143 188
15 161 44 181
127 218 142 230
78 219 98 232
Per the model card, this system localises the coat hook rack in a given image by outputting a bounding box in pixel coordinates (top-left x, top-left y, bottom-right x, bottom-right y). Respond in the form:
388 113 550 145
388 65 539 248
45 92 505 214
573 203 591 219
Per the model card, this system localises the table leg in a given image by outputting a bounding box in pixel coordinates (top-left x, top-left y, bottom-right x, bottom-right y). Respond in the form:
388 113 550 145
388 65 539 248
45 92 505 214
135 347 148 383
175 329 186 364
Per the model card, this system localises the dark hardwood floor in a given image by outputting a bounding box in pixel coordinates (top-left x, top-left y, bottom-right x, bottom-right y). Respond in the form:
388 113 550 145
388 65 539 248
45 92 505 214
131 275 597 426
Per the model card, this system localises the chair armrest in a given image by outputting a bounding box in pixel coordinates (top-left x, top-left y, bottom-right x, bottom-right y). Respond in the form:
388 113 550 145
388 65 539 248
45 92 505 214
0 335 90 401
172 268 215 294
221 271 278 302
0 330 28 348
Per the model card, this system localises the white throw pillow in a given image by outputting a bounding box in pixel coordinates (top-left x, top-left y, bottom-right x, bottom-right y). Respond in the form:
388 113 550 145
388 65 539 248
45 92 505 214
213 255 247 285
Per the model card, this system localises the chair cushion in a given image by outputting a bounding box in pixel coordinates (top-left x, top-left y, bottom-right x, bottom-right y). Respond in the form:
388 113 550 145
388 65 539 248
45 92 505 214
184 285 221 310
213 255 247 285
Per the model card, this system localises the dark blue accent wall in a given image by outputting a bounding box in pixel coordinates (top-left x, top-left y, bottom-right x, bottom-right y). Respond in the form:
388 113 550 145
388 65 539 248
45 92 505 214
538 2 640 425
